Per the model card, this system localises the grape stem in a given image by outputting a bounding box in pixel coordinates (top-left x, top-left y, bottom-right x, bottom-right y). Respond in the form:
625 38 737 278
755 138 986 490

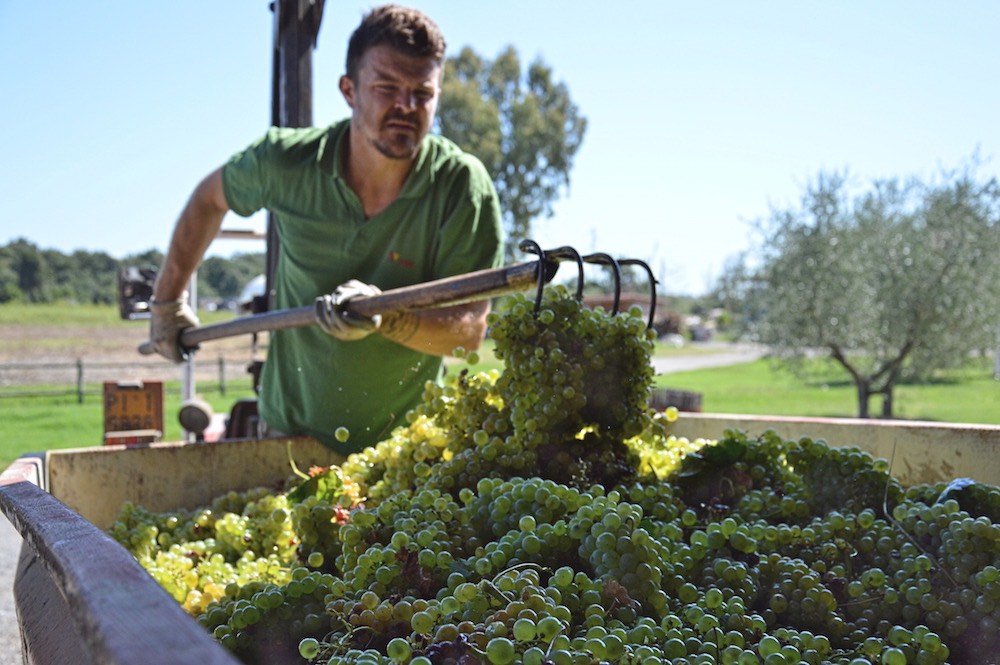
882 439 958 587
286 441 310 480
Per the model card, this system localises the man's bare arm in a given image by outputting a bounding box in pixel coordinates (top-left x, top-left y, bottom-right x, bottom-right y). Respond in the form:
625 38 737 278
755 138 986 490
379 300 491 357
153 167 230 301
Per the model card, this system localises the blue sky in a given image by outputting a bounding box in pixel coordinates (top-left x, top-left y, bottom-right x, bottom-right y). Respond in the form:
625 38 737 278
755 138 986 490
2 1 998 295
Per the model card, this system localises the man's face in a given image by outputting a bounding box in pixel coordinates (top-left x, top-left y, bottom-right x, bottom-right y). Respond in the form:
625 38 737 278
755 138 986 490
340 45 442 161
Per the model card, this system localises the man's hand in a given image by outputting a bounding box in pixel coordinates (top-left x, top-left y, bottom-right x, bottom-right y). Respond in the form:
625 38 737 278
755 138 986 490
315 280 382 341
149 297 200 363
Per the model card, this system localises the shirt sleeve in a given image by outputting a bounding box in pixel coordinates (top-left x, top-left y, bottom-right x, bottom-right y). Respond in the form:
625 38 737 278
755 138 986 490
220 130 278 218
433 154 505 279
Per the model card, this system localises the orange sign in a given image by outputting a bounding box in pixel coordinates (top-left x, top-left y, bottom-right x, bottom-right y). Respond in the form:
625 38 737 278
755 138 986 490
102 381 164 445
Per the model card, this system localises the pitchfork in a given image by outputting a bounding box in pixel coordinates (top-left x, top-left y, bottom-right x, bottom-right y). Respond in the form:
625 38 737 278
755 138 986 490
138 240 657 356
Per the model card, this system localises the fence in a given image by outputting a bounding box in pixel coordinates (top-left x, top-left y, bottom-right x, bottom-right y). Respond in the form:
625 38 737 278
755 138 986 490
2 358 706 410
0 356 257 402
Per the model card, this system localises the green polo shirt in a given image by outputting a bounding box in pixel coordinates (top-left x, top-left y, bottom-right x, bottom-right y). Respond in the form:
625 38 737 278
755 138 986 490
221 120 504 452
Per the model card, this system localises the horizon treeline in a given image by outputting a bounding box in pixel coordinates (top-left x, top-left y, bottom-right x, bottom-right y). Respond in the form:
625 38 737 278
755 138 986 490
0 238 264 305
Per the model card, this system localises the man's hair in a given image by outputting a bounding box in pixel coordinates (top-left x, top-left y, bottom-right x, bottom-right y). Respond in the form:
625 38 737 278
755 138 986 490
345 5 446 80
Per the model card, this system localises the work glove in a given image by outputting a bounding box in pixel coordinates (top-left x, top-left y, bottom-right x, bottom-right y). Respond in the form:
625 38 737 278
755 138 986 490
314 280 382 341
149 295 200 363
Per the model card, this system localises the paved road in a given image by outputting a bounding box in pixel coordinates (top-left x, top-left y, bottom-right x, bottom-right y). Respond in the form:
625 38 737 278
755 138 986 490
0 342 764 663
652 342 766 375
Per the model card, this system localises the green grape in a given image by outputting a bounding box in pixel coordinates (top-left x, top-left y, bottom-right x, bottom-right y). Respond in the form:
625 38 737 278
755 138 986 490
523 646 546 665
385 637 411 662
882 647 907 665
485 637 516 664
411 610 435 634
298 637 320 660
758 635 781 657
536 615 564 641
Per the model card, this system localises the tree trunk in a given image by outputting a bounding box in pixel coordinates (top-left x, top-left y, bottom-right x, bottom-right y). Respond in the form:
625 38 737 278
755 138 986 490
856 380 871 418
881 385 894 418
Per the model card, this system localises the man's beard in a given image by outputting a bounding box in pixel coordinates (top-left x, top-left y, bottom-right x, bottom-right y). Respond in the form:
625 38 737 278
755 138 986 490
374 137 420 160
373 112 423 160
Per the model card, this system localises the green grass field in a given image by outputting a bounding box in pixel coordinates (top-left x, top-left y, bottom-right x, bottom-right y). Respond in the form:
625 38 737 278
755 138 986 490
0 383 258 471
655 357 1000 424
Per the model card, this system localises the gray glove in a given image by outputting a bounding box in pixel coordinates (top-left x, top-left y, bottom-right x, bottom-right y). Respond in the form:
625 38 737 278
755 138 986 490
315 280 382 341
149 296 200 363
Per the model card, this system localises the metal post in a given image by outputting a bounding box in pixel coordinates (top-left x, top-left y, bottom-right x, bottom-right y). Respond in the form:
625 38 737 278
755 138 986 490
266 0 325 312
995 324 1000 380
183 275 197 442
76 359 84 404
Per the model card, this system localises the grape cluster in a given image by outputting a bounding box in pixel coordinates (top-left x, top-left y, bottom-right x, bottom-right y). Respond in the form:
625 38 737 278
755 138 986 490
109 488 303 616
490 287 656 443
108 291 1000 665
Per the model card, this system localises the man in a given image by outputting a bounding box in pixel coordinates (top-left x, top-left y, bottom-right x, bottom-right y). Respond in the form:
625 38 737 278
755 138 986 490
148 5 504 452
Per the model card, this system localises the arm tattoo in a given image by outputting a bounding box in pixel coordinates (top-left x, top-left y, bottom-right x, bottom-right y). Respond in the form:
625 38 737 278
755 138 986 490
381 311 420 343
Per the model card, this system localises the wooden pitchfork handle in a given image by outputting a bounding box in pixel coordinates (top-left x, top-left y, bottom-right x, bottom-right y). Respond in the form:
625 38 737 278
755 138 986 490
137 259 558 356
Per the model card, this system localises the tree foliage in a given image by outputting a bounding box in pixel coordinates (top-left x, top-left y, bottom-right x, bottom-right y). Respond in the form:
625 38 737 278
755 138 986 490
0 238 262 306
728 162 1000 418
436 46 587 261
198 254 265 300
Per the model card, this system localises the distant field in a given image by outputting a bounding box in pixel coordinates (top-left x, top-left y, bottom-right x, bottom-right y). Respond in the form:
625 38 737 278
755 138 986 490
0 302 239 327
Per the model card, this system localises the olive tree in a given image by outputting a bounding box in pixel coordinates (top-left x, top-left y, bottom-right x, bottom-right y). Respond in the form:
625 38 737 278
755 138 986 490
436 46 587 261
736 164 1000 418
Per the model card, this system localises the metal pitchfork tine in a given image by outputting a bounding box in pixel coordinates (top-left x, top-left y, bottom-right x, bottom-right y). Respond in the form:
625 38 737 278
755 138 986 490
517 239 550 315
619 258 658 329
545 246 585 301
582 252 622 314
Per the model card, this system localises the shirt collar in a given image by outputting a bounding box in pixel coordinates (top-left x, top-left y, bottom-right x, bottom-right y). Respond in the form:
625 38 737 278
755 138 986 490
317 119 434 200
